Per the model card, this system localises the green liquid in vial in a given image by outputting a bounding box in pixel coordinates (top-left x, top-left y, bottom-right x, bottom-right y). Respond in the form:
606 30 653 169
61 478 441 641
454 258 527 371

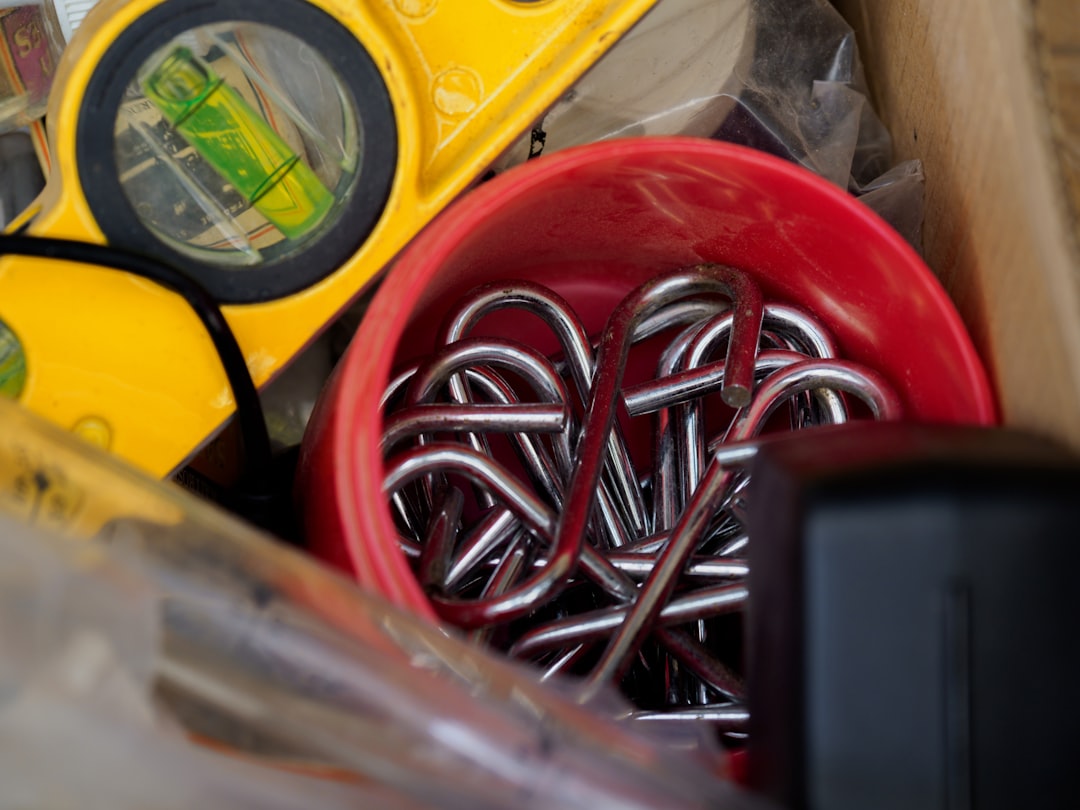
0 318 26 399
140 46 334 241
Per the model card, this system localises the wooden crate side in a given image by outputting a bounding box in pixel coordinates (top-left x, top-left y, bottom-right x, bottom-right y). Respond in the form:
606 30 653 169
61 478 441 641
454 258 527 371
835 0 1080 446
1033 0 1080 261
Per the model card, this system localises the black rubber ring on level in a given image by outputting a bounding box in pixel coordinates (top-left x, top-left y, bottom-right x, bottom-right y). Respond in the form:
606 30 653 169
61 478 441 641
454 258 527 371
77 0 397 304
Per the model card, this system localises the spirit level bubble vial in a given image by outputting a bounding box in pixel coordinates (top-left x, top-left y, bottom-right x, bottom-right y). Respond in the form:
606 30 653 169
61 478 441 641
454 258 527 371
0 0 657 477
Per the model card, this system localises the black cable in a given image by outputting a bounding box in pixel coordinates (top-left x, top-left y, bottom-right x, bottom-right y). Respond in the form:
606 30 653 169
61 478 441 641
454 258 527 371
0 234 274 489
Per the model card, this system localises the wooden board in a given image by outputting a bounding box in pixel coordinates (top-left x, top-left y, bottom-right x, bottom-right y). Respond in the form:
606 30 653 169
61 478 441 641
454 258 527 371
834 0 1080 447
1034 0 1080 255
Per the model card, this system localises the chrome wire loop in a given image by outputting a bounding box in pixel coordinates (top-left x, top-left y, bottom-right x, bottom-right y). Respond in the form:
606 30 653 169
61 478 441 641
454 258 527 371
379 264 902 729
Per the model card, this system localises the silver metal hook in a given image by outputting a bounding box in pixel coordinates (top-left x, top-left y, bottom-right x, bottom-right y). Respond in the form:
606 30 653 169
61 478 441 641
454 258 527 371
404 336 576 515
384 443 658 627
629 705 750 733
417 485 466 591
383 442 563 627
584 361 901 695
555 264 763 639
463 365 637 551
382 402 568 453
374 264 911 722
648 313 722 535
509 583 749 657
479 542 748 583
440 280 651 542
717 358 904 448
454 365 573 515
444 506 521 591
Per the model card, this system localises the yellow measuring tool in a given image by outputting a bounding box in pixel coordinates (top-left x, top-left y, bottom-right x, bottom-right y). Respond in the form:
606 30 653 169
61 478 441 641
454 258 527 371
0 0 657 477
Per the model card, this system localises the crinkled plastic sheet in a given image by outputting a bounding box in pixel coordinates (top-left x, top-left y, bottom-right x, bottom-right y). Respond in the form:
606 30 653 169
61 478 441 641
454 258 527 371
495 0 924 249
0 399 772 810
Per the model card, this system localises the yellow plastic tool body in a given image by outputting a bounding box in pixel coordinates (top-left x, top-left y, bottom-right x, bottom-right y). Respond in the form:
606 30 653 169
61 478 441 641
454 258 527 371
0 0 656 477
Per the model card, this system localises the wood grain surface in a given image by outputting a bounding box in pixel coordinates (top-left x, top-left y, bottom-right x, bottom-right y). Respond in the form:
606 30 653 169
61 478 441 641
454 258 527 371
834 0 1080 446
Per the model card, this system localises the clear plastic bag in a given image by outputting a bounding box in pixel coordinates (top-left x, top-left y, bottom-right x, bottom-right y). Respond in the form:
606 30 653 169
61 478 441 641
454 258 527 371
494 0 924 248
0 398 771 809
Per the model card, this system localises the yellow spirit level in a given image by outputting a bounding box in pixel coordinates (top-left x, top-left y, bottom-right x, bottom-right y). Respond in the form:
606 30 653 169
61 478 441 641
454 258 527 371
0 0 657 477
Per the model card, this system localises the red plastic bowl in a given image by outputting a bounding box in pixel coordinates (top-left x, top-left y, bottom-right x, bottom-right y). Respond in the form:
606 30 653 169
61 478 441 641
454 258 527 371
297 138 997 619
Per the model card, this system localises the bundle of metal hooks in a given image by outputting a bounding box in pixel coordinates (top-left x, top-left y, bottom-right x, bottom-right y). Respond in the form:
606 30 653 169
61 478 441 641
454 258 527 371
379 263 903 734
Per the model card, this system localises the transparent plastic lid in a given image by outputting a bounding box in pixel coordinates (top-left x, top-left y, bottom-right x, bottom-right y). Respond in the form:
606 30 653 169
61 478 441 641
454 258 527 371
0 397 766 809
